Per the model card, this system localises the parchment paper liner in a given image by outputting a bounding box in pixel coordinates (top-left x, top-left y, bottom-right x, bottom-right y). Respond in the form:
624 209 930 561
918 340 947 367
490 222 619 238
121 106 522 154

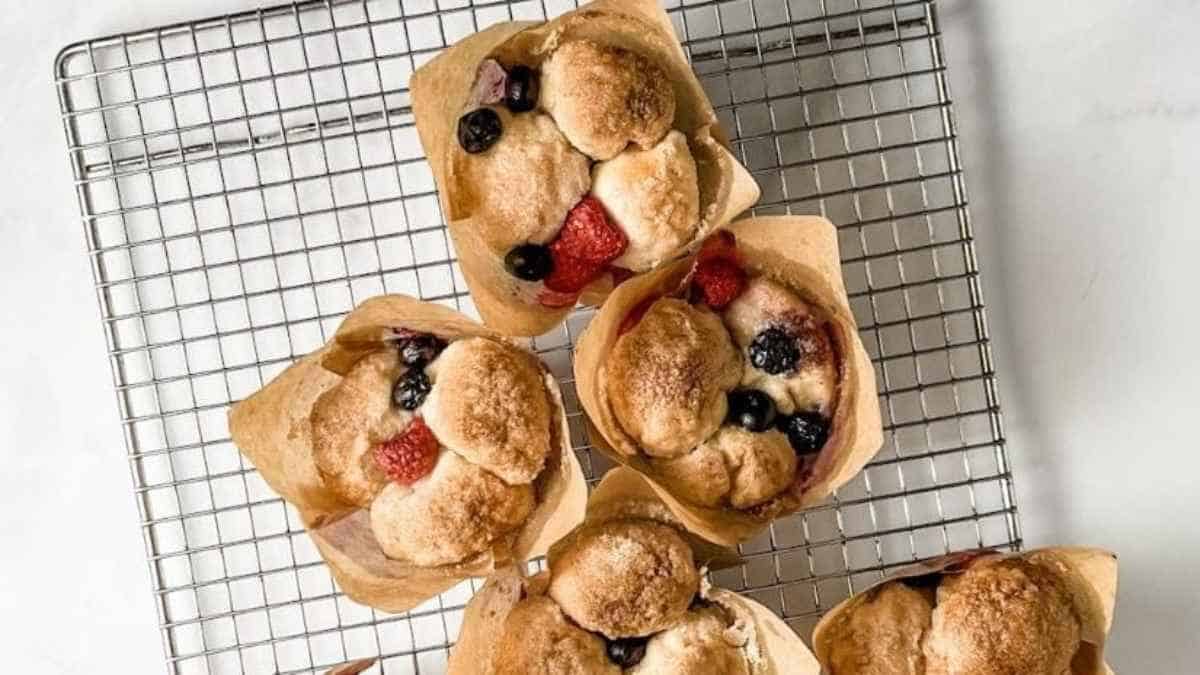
574 216 883 546
324 659 375 675
410 0 761 337
446 467 821 675
228 295 588 613
811 546 1119 675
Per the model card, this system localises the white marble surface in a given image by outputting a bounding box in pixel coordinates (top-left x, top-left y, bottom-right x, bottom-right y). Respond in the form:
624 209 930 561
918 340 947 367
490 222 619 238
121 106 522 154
1 0 1197 672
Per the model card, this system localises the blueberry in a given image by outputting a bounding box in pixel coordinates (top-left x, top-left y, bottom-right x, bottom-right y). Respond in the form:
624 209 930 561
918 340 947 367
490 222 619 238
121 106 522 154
605 637 649 668
397 334 446 367
777 412 830 455
457 108 502 154
503 65 539 113
727 389 777 432
748 327 800 375
504 244 554 281
392 370 431 410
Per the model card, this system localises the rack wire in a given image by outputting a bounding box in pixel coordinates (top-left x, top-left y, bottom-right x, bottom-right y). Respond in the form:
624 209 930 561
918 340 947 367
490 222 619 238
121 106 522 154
54 0 1019 672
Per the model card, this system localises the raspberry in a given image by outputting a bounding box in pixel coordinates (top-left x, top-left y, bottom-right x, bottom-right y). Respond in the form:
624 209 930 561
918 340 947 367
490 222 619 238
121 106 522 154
544 196 627 294
374 418 439 485
690 256 745 309
697 230 739 264
550 196 627 265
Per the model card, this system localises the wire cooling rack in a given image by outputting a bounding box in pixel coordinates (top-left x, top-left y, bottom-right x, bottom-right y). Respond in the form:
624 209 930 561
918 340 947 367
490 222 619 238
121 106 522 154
55 0 1019 672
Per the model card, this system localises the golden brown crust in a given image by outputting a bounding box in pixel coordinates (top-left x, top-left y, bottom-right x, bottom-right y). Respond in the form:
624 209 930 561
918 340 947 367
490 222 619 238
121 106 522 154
541 39 675 160
593 130 700 272
823 582 933 675
450 111 591 255
310 350 408 507
606 298 742 458
650 427 797 510
629 606 751 675
369 452 535 567
548 518 700 638
709 427 798 510
925 558 1081 675
424 337 553 484
493 596 620 675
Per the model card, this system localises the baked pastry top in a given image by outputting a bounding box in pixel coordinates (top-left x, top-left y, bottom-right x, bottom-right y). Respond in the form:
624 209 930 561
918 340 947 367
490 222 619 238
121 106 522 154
822 582 933 675
548 518 700 638
494 595 619 675
606 298 742 458
311 331 556 567
540 39 675 161
925 558 1080 675
820 556 1089 675
602 237 843 513
452 111 592 252
490 511 752 674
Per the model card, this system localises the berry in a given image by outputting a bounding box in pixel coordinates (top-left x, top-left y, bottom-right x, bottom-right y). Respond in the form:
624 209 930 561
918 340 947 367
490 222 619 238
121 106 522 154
691 256 745 309
504 65 539 113
457 108 502 154
392 369 431 410
748 327 800 375
605 637 648 668
727 389 777 432
698 230 739 263
374 418 439 485
777 412 830 455
396 333 446 367
544 196 627 294
550 196 627 265
504 244 554 281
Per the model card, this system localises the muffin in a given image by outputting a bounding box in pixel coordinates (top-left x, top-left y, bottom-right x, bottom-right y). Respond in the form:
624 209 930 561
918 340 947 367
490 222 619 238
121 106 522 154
575 216 883 544
813 548 1119 675
228 295 586 612
409 0 760 336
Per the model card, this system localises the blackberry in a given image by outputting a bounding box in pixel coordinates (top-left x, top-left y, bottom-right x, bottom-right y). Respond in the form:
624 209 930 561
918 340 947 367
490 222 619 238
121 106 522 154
777 412 830 455
457 108 502 154
504 244 554 281
605 637 649 668
726 389 777 432
392 370 432 410
503 65 539 113
748 327 800 375
397 334 446 367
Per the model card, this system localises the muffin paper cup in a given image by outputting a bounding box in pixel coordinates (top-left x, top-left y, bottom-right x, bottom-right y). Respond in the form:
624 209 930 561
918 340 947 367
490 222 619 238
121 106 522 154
811 546 1119 675
410 0 760 336
574 216 883 545
228 295 587 613
446 467 820 675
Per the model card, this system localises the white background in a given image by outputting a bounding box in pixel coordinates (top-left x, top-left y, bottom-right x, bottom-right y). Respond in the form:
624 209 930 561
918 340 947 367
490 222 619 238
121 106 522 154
1 0 1197 672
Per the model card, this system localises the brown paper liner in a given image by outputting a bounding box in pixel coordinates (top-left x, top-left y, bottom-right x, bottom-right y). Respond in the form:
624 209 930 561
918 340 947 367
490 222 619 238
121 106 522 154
574 216 883 545
228 294 587 613
410 0 760 337
324 658 376 675
811 547 1119 675
446 467 819 674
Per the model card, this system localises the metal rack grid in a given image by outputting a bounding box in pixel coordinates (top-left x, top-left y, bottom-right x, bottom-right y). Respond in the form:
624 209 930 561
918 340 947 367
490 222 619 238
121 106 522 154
54 0 1019 672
